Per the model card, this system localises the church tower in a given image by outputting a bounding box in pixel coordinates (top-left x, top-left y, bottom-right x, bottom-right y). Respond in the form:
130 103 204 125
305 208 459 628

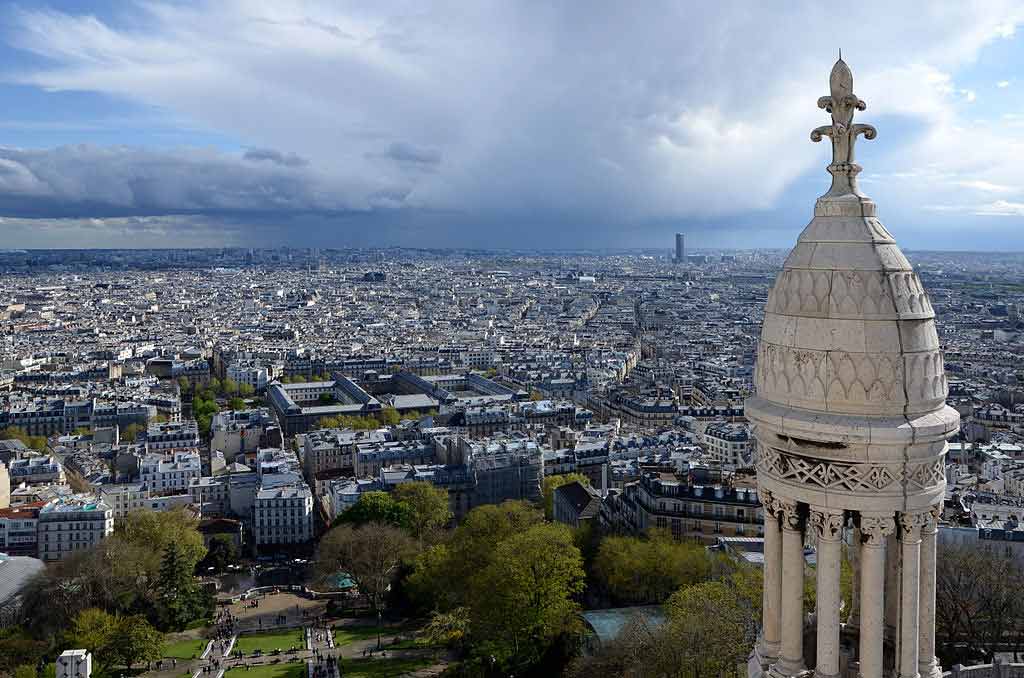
747 58 959 678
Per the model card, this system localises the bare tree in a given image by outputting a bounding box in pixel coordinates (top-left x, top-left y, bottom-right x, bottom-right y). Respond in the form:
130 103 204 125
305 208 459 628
318 521 414 649
936 543 1024 664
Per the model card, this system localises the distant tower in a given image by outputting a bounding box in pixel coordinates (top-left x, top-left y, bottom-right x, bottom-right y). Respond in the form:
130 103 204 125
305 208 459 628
747 58 957 678
674 233 685 263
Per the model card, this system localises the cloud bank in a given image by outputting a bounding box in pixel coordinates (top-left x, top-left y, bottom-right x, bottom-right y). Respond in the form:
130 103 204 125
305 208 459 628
2 1 1024 248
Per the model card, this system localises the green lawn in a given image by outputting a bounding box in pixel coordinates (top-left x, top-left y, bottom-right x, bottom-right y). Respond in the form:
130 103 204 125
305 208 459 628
340 657 434 678
234 630 305 655
163 638 209 659
224 662 305 678
332 626 388 646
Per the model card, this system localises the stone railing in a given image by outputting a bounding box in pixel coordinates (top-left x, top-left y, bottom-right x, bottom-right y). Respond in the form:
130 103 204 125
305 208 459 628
946 659 1024 678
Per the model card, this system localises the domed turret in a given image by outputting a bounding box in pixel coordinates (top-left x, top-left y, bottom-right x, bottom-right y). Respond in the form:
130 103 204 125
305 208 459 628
747 58 958 678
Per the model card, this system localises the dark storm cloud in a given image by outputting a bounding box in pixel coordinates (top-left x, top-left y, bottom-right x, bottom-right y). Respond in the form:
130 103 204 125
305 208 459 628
0 145 372 218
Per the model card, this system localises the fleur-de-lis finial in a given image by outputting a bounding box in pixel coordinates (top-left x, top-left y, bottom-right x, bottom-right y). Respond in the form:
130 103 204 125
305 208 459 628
810 57 876 199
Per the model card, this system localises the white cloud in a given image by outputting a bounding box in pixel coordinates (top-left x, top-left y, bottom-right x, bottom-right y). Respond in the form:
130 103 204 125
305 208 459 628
2 1 1024 241
976 200 1024 216
998 80 1011 88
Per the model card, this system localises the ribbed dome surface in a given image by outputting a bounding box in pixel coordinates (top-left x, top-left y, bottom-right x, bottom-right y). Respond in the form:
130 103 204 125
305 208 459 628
753 59 947 418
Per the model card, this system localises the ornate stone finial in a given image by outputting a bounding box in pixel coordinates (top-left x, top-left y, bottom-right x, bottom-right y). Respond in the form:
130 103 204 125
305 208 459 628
810 57 877 199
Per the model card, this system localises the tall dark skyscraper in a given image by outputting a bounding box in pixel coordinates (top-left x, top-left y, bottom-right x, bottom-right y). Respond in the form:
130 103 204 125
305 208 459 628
675 233 685 263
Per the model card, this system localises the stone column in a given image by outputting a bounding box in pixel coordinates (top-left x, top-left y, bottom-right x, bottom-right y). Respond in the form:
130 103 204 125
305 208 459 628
859 514 895 678
885 533 901 632
759 489 783 666
918 505 942 678
775 498 806 677
899 512 926 678
848 527 861 628
810 507 845 678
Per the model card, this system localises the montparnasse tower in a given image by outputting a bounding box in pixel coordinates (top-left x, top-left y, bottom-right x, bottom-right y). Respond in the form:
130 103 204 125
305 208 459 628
747 57 959 678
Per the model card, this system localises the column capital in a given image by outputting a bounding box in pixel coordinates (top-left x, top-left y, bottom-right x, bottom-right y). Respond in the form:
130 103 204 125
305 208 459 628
921 503 942 535
900 510 930 544
859 513 895 546
759 487 785 519
808 506 845 542
778 496 803 531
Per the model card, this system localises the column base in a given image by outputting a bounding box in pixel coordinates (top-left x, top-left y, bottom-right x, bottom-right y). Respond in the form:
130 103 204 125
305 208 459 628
755 638 781 669
770 658 807 678
917 661 941 678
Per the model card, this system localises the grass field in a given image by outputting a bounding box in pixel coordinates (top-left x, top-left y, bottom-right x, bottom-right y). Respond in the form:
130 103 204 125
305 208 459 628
234 630 305 655
340 657 434 678
224 662 305 678
163 638 209 659
332 625 387 647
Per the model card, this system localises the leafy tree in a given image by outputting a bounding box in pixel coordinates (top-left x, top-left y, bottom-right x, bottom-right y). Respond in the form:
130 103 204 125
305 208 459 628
393 482 451 546
198 535 239 573
117 509 207 571
111 615 164 669
176 376 191 393
379 406 401 426
239 383 255 397
469 522 585 669
336 491 412 529
419 607 470 653
666 581 752 674
121 422 145 443
207 378 222 394
319 522 415 649
0 426 48 452
0 629 47 676
228 396 246 411
318 392 336 405
70 608 118 670
593 529 712 605
541 473 590 519
222 378 239 395
12 665 36 678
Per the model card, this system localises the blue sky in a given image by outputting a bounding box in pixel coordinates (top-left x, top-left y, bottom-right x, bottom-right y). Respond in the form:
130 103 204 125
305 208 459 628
1 1 1024 250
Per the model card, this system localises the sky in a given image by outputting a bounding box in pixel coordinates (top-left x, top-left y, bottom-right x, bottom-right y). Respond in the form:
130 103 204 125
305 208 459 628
1 2 1024 250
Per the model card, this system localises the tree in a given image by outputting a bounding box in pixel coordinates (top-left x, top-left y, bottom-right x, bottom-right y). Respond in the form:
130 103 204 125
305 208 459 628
121 422 144 443
405 501 544 613
319 522 415 649
117 509 207 571
469 522 585 669
111 615 164 669
222 378 239 395
198 535 239 573
593 529 713 605
665 581 752 674
176 376 191 393
318 392 336 405
379 406 401 426
336 491 412 529
0 426 48 452
393 482 451 546
207 378 222 394
541 473 590 519
239 383 255 397
936 544 1024 664
156 542 207 631
228 396 246 411
70 608 118 670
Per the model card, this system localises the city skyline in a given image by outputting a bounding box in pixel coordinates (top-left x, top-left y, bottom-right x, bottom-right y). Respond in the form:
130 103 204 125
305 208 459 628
0 3 1023 250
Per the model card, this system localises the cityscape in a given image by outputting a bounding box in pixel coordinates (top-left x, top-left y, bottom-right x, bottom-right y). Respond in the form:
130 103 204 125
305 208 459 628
3 3 1024 678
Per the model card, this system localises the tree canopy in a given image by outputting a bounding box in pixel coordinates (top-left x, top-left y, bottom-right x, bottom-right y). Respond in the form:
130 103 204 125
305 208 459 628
541 473 590 520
